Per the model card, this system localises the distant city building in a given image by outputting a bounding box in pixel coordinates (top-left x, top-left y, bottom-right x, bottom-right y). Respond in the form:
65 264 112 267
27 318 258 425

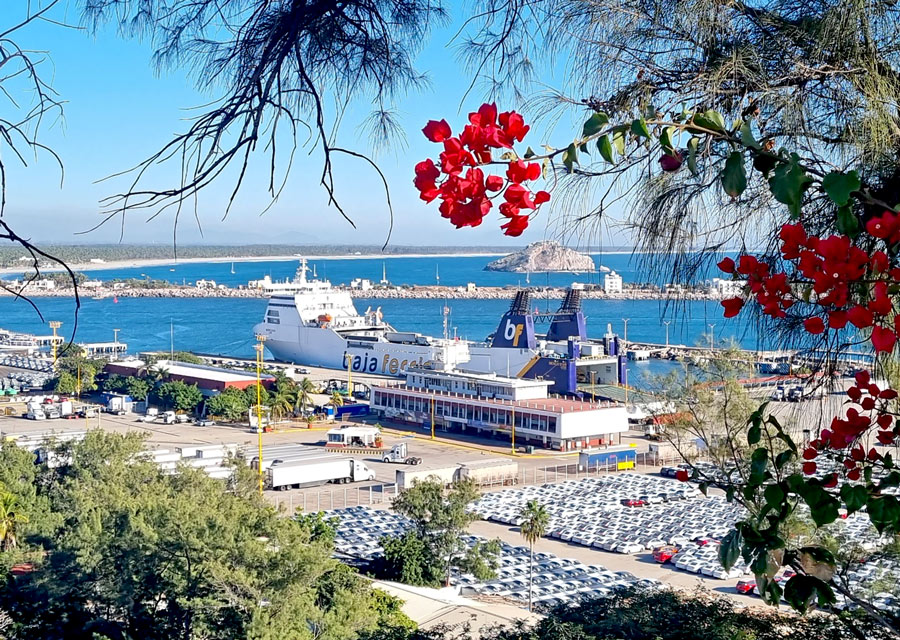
709 278 746 298
349 278 373 291
196 279 217 289
31 280 56 291
89 258 107 264
81 280 103 288
106 359 275 394
570 282 585 291
603 271 623 294
466 282 477 293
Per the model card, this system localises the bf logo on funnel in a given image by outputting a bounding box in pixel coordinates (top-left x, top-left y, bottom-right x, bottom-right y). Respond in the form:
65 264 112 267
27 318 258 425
503 319 524 346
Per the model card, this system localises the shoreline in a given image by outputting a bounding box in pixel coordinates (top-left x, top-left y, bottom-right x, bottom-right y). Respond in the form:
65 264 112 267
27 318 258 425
0 284 724 302
0 249 651 276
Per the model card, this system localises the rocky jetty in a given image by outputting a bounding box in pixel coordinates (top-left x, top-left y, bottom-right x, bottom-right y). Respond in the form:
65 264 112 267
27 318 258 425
484 241 596 273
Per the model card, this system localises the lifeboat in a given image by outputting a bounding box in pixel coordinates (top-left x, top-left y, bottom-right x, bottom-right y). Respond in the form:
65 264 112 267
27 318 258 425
317 313 333 327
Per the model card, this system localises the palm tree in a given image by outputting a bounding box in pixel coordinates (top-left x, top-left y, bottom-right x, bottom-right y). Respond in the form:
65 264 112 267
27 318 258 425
329 390 344 408
519 499 550 613
295 377 316 416
0 486 28 551
269 390 294 421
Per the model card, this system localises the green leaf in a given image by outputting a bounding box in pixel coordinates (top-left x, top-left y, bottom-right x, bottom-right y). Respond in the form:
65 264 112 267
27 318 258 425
774 450 793 470
822 170 861 207
747 423 761 445
866 494 900 533
562 143 578 173
835 204 859 236
659 127 676 152
719 529 743 571
749 448 769 485
687 137 699 176
722 152 747 198
524 147 536 159
768 153 813 218
740 120 760 149
612 128 626 156
630 118 651 139
579 143 590 154
582 112 609 137
597 135 615 163
783 575 834 614
799 485 840 527
840 483 868 514
692 109 726 133
764 484 785 510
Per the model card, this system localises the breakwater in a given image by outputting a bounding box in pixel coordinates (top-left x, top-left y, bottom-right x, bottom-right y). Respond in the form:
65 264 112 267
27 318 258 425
0 284 727 302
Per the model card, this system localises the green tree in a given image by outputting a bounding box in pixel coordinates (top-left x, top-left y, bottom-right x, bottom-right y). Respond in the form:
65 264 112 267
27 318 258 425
384 479 499 587
295 377 317 416
0 484 28 552
0 430 419 640
52 372 77 395
269 390 295 421
206 387 250 422
244 383 270 408
518 499 550 613
124 376 150 402
153 380 203 412
101 373 126 393
329 391 345 408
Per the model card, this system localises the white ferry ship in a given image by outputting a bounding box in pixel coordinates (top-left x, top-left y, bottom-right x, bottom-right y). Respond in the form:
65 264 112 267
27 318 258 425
253 260 624 384
252 261 470 376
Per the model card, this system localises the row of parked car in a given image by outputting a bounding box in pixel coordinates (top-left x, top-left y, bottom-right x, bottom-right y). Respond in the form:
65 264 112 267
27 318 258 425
326 505 661 608
1 355 52 373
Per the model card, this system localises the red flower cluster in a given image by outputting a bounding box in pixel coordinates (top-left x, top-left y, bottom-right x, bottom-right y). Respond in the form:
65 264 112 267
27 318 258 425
801 371 895 479
415 104 550 237
718 214 900 354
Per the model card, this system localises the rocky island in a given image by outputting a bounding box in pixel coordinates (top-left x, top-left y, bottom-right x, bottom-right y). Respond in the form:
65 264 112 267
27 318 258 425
484 241 596 273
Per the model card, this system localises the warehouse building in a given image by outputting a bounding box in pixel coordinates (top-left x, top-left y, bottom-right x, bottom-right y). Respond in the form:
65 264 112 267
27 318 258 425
372 367 628 451
105 359 274 394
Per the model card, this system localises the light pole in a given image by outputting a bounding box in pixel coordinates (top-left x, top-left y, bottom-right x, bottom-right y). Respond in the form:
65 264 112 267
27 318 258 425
708 323 716 350
49 321 61 363
255 334 267 497
663 321 670 348
510 403 516 455
622 318 629 347
113 328 120 361
431 394 435 440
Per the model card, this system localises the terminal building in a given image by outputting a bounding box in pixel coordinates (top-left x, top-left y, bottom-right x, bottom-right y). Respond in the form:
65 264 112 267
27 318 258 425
371 367 628 451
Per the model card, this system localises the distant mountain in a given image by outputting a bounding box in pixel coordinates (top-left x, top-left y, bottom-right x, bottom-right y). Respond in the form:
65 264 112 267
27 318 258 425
484 241 596 273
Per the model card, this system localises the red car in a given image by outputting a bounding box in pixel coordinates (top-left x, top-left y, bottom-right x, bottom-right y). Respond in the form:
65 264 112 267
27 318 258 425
652 545 679 563
621 498 646 507
736 580 755 594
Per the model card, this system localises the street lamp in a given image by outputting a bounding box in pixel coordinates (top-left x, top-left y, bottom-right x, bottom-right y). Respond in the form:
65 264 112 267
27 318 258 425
708 323 716 349
510 402 516 456
663 321 670 348
113 328 120 361
254 334 267 497
49 321 61 363
622 318 630 346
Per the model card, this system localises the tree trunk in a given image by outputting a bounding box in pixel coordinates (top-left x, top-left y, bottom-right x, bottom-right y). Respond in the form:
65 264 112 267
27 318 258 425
528 542 534 612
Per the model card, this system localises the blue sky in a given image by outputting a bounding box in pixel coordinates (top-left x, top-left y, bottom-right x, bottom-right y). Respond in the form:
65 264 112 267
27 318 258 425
2 3 624 249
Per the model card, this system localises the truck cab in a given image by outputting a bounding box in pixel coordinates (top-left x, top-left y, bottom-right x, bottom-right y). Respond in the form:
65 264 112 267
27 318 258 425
352 460 376 481
381 442 422 465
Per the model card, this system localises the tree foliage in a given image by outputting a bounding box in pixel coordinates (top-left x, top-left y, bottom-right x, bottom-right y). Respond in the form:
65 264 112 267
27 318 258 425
379 479 500 588
0 430 416 640
206 387 251 422
153 380 203 412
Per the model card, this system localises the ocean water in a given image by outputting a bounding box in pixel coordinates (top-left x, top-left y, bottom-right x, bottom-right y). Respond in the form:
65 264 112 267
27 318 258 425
78 252 718 289
0 294 759 388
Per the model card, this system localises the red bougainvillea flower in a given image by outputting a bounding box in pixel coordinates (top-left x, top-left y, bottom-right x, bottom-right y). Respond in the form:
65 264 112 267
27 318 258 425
717 257 736 274
803 317 825 334
871 325 897 353
501 214 530 237
721 297 744 318
675 470 689 482
422 119 452 142
416 104 548 236
802 461 817 475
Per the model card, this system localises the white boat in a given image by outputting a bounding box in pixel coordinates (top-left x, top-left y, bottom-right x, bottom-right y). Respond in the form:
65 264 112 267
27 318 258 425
253 260 469 375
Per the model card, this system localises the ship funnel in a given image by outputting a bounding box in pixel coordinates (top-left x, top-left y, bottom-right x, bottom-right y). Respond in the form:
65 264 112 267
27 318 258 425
547 288 587 341
491 290 536 349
